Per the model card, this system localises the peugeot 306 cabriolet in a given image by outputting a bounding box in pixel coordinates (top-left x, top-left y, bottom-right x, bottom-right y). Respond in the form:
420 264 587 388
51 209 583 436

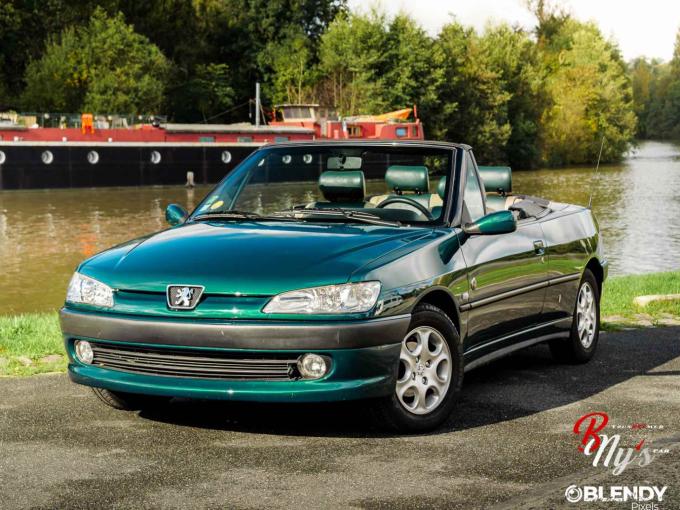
60 141 607 432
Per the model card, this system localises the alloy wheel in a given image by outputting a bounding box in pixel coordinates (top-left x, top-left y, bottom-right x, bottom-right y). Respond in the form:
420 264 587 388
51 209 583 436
576 281 597 348
396 326 452 415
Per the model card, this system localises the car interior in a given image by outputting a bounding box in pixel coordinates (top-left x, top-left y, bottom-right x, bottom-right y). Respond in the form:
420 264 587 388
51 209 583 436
307 162 551 224
308 165 448 222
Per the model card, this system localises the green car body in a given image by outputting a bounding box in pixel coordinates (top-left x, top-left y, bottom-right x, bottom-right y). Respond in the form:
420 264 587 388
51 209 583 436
60 141 607 409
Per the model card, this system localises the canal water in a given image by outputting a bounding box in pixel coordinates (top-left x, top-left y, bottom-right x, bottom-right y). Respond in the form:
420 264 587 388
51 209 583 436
1 140 678 315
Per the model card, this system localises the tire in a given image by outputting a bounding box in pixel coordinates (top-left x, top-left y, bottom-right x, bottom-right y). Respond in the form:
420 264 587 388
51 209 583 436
550 269 600 364
372 303 464 433
91 387 170 411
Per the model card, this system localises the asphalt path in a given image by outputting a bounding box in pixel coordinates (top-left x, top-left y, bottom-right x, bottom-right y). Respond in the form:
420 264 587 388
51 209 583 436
1 327 679 509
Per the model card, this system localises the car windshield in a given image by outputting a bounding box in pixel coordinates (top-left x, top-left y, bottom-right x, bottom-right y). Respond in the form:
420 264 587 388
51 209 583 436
190 144 454 225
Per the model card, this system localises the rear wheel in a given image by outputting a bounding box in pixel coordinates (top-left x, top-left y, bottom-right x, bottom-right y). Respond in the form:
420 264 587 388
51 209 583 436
91 387 170 411
373 303 463 432
550 269 600 364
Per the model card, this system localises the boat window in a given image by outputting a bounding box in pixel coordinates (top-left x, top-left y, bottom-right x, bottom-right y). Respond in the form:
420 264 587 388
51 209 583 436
237 136 253 143
396 127 408 138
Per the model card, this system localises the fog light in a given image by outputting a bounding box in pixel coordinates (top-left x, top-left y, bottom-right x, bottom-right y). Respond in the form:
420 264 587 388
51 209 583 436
298 354 328 379
74 340 93 364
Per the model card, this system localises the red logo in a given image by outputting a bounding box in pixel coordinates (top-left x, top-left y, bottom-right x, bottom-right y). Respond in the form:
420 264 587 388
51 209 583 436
573 411 609 452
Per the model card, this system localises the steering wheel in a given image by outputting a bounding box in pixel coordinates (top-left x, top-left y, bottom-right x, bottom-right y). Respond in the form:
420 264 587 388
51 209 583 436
376 196 434 220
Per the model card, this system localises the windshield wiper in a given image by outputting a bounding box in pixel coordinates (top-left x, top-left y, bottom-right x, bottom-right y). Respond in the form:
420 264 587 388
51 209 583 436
192 210 304 223
272 208 402 227
192 210 265 221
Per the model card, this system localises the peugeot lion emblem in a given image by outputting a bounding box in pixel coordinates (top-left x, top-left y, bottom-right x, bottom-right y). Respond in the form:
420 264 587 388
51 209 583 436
166 285 204 310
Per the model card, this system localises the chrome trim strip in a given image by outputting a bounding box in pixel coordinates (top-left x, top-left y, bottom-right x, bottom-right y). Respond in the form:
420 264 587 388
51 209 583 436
464 317 571 356
460 273 581 311
548 273 581 285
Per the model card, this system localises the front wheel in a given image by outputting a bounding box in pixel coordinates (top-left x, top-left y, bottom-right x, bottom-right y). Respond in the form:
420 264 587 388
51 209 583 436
550 269 600 364
91 387 170 411
372 303 463 432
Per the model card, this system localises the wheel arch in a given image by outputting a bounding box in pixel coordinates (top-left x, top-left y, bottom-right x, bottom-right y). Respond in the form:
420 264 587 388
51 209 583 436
585 257 604 295
413 287 461 334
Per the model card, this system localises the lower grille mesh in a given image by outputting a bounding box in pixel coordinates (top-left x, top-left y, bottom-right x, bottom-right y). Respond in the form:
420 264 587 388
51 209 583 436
90 342 297 380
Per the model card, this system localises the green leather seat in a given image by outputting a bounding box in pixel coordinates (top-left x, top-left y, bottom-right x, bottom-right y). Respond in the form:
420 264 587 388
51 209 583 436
370 165 433 209
478 166 512 212
314 170 366 208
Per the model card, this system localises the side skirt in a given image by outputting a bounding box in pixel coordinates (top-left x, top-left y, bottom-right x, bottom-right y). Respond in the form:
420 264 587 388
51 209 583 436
463 319 571 373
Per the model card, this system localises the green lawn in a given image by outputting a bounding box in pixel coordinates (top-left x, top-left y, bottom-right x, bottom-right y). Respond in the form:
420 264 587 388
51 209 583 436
1 270 678 377
0 312 64 376
601 270 680 324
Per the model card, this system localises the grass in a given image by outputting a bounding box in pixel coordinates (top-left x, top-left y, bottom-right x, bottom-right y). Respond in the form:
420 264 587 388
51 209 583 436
0 271 678 377
0 312 65 376
601 270 680 327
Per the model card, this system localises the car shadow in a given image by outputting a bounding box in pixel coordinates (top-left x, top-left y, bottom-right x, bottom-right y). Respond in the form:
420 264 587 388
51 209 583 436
138 327 680 437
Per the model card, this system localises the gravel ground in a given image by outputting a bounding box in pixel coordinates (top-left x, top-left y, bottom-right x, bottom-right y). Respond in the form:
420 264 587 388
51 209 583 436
1 327 679 510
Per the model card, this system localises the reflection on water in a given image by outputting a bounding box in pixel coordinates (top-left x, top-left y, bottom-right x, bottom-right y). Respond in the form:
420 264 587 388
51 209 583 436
1 140 679 315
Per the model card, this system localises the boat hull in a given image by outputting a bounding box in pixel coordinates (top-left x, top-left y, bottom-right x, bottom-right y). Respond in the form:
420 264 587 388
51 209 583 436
0 143 260 189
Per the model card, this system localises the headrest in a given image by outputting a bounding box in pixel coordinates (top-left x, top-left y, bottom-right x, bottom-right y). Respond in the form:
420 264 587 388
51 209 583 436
478 166 512 194
437 176 447 199
318 171 366 202
385 165 429 194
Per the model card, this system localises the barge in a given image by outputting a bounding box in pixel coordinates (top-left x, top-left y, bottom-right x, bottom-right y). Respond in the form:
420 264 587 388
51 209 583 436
0 104 424 189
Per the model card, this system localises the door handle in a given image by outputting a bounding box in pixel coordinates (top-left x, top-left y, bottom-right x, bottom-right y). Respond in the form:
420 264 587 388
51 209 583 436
533 240 545 255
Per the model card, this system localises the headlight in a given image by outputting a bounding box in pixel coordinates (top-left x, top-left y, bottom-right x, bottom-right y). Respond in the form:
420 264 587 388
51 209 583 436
263 281 381 314
66 272 114 308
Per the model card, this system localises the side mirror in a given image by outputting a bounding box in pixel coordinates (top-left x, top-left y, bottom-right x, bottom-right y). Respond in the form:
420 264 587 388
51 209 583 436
165 204 188 226
463 210 516 235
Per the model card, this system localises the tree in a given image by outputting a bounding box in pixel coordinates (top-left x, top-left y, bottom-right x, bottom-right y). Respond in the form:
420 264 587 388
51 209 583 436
433 22 512 163
540 22 636 165
319 10 388 115
22 8 170 113
260 29 316 105
0 0 118 106
480 24 548 168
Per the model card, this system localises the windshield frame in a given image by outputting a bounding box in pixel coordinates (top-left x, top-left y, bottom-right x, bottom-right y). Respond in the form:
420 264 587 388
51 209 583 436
188 141 460 227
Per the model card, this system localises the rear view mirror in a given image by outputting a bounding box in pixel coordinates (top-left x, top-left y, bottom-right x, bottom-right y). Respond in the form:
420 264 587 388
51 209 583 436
463 210 516 235
165 204 188 226
327 156 362 170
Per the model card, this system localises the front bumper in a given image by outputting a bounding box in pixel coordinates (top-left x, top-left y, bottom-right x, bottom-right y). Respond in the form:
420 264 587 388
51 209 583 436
61 308 409 402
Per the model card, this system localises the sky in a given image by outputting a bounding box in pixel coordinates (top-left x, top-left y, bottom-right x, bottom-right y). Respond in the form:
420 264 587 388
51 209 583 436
347 0 680 62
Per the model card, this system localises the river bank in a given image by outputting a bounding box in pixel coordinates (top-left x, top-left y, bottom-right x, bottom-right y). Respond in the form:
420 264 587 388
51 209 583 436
2 270 678 377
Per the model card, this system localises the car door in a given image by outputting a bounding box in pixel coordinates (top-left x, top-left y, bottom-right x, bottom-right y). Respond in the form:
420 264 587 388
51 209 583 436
458 152 547 354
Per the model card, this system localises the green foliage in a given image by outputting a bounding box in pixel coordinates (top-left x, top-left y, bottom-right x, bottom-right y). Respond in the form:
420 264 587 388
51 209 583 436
633 30 680 139
478 24 546 167
22 8 170 113
5 1 649 166
260 29 315 105
434 22 511 162
318 10 389 115
540 22 636 165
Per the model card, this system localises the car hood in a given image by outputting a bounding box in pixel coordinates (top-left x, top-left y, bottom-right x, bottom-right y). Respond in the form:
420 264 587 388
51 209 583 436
80 221 432 295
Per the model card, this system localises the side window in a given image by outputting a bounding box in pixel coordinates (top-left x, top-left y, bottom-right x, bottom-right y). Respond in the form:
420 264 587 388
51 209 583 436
463 153 485 221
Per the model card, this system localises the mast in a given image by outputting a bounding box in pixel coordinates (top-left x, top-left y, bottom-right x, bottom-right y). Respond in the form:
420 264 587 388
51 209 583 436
255 82 261 127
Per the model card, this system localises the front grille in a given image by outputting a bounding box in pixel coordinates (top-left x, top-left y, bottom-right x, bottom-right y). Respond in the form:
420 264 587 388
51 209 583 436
90 342 298 380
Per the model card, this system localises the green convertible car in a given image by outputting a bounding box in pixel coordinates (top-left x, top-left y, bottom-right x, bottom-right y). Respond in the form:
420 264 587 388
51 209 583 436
60 141 607 432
